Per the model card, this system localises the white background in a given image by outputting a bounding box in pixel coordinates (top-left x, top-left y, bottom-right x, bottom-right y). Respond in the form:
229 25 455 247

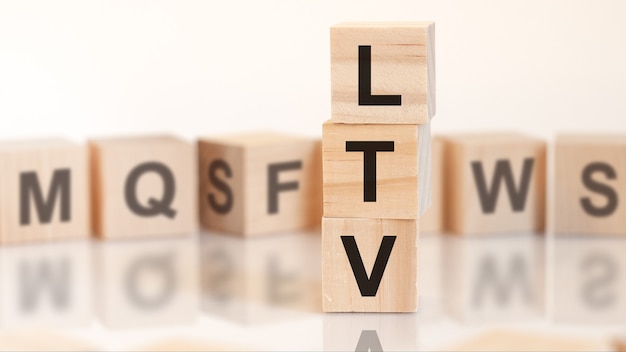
0 3 625 349
1 0 625 142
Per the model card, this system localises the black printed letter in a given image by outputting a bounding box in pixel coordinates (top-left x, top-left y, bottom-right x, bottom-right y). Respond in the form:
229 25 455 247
346 141 394 202
208 159 234 215
125 162 176 218
580 162 618 217
20 169 71 225
268 161 302 214
341 236 396 297
359 45 401 106
471 158 534 214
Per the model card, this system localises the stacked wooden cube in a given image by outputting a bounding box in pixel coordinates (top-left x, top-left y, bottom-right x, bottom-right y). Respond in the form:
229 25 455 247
322 22 436 312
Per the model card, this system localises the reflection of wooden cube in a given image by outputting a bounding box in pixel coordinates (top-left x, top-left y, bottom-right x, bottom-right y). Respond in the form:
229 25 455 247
443 134 546 235
90 135 196 240
0 139 89 244
419 233 443 320
555 135 626 235
421 136 443 233
322 217 417 312
0 241 92 328
331 22 435 124
200 231 320 324
443 234 545 323
198 133 322 236
552 237 626 324
323 121 431 219
324 313 419 351
96 236 198 329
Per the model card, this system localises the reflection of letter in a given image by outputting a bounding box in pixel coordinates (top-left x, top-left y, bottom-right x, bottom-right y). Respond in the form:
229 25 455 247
125 253 175 310
471 159 534 213
20 169 71 225
267 161 302 214
355 330 384 352
208 159 234 215
472 254 532 307
580 162 618 217
268 255 299 304
203 250 233 302
124 162 176 218
20 258 70 312
581 253 617 309
346 141 395 202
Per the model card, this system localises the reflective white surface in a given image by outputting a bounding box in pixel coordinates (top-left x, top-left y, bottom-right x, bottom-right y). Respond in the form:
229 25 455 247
0 231 622 351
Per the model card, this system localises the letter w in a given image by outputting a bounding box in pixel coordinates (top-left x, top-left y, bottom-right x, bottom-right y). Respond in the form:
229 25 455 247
20 169 71 225
471 159 534 214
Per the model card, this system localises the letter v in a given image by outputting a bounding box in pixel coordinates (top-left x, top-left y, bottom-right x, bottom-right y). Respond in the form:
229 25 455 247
341 236 396 297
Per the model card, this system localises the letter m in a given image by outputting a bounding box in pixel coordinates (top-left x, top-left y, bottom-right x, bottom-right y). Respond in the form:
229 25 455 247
471 158 535 214
20 169 71 225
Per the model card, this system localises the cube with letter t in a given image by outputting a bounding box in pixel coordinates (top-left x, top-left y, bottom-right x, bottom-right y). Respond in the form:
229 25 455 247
198 132 322 236
0 139 89 244
323 121 431 219
90 135 197 239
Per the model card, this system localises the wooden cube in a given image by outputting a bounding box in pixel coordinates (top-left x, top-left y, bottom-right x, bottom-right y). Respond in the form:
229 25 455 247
0 139 89 244
0 240 92 328
0 331 97 351
555 135 626 235
198 132 322 236
443 134 546 235
323 313 419 351
323 121 431 220
552 236 626 324
136 339 247 352
331 22 436 124
443 234 545 323
446 329 606 352
90 135 196 239
322 217 417 312
420 136 443 233
201 230 320 324
96 236 198 329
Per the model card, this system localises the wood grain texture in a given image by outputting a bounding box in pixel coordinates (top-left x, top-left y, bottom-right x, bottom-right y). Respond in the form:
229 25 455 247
331 22 435 124
90 135 197 239
323 121 431 219
554 134 626 235
0 139 89 244
420 136 443 232
198 132 322 237
322 217 417 312
442 133 546 235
